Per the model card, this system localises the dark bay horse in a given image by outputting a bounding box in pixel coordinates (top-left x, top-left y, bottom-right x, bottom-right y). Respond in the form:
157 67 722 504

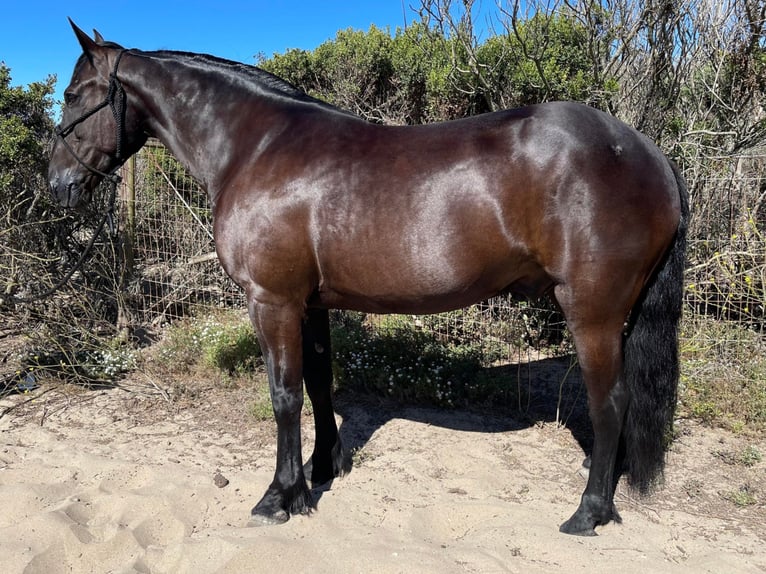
48 22 688 536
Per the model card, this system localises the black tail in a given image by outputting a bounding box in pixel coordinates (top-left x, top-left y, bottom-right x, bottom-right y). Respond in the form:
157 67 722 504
622 159 689 494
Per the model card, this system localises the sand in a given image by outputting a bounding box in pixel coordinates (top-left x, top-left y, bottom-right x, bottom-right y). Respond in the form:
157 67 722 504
1 378 764 574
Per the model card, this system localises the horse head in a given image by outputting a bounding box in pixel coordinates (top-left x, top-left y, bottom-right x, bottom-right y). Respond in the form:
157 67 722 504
49 20 147 208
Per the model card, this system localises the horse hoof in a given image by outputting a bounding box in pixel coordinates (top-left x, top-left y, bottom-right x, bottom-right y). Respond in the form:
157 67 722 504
559 518 597 536
248 508 290 526
559 508 601 536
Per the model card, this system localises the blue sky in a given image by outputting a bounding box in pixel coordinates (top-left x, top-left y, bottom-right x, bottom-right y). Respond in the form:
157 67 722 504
1 1 430 113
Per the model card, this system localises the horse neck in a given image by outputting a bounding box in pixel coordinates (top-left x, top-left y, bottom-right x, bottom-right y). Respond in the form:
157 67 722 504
125 52 287 205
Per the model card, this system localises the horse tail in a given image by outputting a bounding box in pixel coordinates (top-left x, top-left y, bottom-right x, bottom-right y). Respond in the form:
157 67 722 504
622 158 689 494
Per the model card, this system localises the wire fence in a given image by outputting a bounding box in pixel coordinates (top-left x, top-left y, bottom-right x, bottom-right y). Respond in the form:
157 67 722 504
683 154 766 326
118 142 245 328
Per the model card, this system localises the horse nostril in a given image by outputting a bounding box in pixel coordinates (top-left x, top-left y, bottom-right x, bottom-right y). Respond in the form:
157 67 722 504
65 182 77 207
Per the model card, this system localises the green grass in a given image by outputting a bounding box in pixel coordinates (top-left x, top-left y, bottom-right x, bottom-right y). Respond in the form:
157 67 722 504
679 314 766 432
739 445 763 466
249 382 274 421
721 484 758 507
156 310 272 420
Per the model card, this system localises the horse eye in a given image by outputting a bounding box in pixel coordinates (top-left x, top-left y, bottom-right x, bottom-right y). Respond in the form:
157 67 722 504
64 92 79 106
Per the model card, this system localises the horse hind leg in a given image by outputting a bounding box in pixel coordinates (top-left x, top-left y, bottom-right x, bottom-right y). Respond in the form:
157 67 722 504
556 288 630 535
302 308 347 485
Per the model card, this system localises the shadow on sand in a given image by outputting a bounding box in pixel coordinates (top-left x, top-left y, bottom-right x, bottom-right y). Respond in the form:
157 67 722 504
312 354 594 500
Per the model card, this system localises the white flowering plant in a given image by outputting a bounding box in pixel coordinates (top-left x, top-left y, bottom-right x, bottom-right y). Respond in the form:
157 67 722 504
330 312 511 408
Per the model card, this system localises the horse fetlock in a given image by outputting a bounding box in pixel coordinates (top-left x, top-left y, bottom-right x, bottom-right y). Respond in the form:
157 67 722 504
287 483 314 516
332 437 350 477
307 437 348 486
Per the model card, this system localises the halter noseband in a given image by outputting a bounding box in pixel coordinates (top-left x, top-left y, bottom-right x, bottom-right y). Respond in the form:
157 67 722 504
55 49 129 184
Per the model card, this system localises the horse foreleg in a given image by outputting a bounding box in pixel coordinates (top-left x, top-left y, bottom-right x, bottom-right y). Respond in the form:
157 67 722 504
248 300 313 525
559 322 628 536
302 308 346 485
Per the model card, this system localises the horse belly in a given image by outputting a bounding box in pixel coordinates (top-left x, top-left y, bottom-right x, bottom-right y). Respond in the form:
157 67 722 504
312 243 549 315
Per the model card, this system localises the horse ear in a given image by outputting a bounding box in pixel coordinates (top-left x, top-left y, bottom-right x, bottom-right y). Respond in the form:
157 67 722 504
93 29 106 45
69 18 99 62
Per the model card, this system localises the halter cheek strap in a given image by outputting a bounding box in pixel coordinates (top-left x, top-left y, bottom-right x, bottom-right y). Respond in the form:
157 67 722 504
55 49 129 184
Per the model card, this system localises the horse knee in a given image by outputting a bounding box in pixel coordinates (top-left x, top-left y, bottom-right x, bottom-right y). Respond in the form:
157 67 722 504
271 389 303 424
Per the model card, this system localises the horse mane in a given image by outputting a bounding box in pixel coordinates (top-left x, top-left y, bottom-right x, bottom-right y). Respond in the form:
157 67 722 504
146 50 350 115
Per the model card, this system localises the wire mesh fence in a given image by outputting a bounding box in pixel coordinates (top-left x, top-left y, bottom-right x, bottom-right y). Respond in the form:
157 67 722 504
683 153 766 326
119 142 245 328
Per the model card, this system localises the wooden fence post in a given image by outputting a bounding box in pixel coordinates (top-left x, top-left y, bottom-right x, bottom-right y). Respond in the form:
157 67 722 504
117 154 136 333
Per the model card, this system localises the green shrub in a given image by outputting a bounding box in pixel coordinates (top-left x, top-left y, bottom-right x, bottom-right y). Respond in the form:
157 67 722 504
14 340 138 386
330 312 518 408
203 321 261 374
157 311 261 375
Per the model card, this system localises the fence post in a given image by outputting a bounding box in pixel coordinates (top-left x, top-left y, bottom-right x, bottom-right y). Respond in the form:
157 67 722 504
117 154 136 332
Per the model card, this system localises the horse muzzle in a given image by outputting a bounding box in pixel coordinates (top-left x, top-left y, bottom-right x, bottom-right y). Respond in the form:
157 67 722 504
49 172 92 209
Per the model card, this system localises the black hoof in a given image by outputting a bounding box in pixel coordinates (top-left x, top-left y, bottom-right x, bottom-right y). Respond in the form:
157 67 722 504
560 495 620 536
559 514 598 536
249 482 314 526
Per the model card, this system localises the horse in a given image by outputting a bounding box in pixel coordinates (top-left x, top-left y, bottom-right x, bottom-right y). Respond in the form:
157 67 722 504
48 21 688 536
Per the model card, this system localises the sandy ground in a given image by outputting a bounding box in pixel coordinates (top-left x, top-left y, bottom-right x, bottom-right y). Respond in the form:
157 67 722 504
1 372 765 574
